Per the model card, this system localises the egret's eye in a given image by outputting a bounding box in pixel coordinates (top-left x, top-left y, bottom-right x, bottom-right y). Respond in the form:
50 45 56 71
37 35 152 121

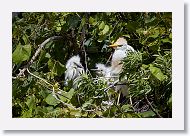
118 44 122 47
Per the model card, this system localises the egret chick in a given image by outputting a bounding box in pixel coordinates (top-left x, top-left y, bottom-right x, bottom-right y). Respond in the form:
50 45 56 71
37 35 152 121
95 63 111 79
65 55 84 88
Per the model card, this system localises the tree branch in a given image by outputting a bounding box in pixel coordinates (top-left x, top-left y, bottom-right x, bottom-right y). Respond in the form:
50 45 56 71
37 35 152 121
17 36 62 77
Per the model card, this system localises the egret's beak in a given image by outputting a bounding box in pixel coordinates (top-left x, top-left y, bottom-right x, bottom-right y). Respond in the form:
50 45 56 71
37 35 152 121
109 43 118 48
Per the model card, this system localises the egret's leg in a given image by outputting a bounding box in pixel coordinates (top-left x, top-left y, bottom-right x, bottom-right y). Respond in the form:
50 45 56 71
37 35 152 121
117 92 121 105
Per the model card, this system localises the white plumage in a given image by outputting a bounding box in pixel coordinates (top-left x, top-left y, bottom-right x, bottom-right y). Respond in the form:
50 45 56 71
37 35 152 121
95 63 111 80
110 37 135 75
109 37 135 97
65 55 84 87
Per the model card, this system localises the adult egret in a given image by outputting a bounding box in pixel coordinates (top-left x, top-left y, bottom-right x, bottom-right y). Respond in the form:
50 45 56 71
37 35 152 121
109 37 135 103
109 37 135 75
64 55 84 88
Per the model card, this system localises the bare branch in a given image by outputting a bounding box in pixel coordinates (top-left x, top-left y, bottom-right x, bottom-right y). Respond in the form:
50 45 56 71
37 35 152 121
17 36 62 77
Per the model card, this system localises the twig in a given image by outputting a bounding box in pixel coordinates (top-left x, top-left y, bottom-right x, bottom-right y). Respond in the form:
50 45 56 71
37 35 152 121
17 36 62 77
102 79 120 92
26 68 52 86
26 68 76 109
117 92 121 105
144 95 163 118
80 13 91 75
106 53 113 65
52 87 77 110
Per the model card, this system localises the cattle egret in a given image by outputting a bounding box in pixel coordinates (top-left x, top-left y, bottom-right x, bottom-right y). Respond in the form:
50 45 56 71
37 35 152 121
109 37 135 75
109 37 135 103
65 55 84 88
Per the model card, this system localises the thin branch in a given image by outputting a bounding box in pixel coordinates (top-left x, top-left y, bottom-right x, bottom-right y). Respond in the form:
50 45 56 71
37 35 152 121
144 95 163 118
102 79 120 92
106 53 113 65
26 68 52 86
80 13 91 75
26 68 77 109
17 36 62 77
52 87 77 110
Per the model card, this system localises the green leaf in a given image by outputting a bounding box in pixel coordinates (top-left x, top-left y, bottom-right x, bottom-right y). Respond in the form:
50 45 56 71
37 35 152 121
82 99 93 108
169 33 172 39
12 44 31 64
89 17 95 25
161 38 172 44
45 94 60 106
84 38 92 47
102 25 109 35
139 110 156 118
26 95 36 110
145 16 156 24
149 64 166 81
60 88 75 102
45 53 51 58
70 109 81 117
149 30 159 38
22 34 28 44
121 104 133 112
99 21 105 30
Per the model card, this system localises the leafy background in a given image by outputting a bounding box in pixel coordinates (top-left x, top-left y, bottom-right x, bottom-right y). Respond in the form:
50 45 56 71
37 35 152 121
12 12 172 118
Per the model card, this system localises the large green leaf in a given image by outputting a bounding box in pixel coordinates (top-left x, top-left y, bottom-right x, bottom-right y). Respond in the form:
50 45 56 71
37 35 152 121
26 95 36 110
139 110 156 118
99 21 105 30
45 94 60 106
149 64 166 81
12 44 31 64
102 25 109 35
60 88 75 102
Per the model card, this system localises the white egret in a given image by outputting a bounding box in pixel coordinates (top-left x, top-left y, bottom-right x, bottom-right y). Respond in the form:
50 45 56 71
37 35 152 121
109 37 135 75
109 37 135 103
64 55 84 88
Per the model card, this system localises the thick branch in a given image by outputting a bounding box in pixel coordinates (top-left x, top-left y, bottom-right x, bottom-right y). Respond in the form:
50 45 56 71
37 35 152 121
17 36 62 77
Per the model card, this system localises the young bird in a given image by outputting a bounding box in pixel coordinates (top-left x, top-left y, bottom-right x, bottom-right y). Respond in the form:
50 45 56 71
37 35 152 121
65 55 84 88
95 63 111 79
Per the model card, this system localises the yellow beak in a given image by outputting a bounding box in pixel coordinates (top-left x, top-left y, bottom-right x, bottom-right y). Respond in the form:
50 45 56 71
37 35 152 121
109 43 118 48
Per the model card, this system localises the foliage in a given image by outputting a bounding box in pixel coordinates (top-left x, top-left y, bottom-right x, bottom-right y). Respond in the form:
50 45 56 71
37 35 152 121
12 12 172 118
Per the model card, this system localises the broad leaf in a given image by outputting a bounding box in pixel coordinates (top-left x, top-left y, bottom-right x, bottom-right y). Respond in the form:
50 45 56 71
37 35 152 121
102 25 109 35
45 94 60 106
26 95 36 110
99 21 105 30
12 44 31 64
149 64 166 81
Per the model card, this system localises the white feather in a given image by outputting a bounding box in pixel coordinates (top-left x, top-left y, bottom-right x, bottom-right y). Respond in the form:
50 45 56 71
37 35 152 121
65 55 84 87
